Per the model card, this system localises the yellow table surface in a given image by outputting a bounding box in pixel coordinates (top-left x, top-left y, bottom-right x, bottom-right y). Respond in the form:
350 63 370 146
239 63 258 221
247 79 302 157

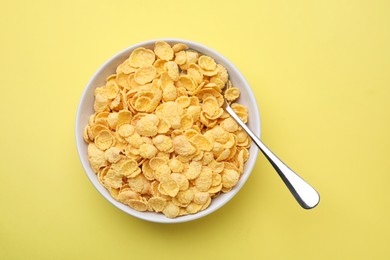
1 0 389 259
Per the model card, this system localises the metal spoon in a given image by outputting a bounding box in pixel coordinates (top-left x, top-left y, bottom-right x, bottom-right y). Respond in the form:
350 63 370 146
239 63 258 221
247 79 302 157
224 102 320 209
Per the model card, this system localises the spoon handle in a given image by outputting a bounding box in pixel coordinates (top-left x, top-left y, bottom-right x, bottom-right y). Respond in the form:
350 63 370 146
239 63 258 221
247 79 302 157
225 105 320 209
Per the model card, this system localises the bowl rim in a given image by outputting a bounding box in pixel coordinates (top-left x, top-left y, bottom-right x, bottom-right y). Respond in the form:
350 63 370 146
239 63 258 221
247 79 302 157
75 38 261 223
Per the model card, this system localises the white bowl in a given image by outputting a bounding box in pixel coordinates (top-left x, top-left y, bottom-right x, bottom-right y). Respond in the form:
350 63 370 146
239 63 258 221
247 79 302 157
75 38 261 223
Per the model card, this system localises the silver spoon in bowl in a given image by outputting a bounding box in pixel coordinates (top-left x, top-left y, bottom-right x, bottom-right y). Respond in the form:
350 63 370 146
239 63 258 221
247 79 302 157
224 101 320 209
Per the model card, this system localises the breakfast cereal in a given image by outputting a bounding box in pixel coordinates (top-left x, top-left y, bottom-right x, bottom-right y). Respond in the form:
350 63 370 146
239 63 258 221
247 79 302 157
84 41 250 218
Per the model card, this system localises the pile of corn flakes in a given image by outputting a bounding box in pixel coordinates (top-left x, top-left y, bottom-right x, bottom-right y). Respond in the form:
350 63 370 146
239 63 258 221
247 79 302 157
84 41 251 218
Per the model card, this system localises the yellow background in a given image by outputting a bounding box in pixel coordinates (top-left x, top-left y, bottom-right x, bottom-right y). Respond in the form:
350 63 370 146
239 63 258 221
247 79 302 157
1 0 389 259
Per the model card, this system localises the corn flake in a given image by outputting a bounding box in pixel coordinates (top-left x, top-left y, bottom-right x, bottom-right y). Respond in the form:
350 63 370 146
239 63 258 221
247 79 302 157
157 117 171 134
224 87 241 102
134 66 157 85
198 55 217 71
118 190 140 204
222 169 239 188
180 114 193 130
154 41 174 61
184 161 202 180
186 202 202 214
152 135 173 152
171 173 189 191
154 164 171 182
129 47 155 68
163 202 180 218
95 130 114 151
165 61 179 81
136 117 158 137
104 169 123 189
172 43 189 53
159 174 179 197
88 143 107 172
190 134 212 151
117 124 134 137
195 167 213 192
193 191 210 205
174 51 187 65
139 143 158 159
148 197 167 212
134 96 152 112
128 199 148 211
127 174 149 193
120 159 139 177
176 96 191 108
149 157 168 170
162 83 177 102
104 147 122 163
116 59 136 75
173 135 196 156
169 157 184 173
177 75 197 92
